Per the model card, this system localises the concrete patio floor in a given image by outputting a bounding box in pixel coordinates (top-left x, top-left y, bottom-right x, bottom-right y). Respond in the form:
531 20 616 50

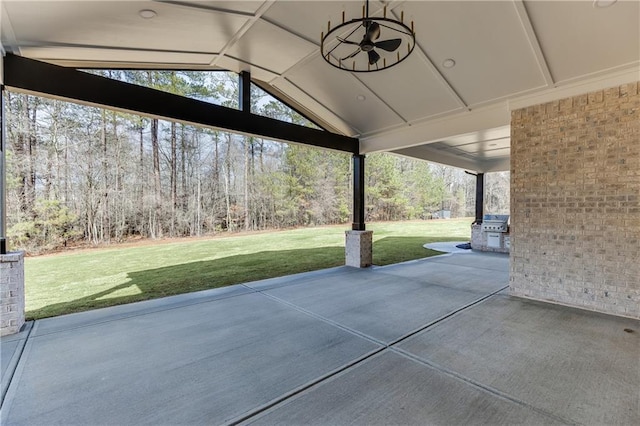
1 249 639 425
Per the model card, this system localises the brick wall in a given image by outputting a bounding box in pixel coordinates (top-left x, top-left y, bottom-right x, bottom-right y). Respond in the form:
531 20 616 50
1 252 26 336
510 82 640 319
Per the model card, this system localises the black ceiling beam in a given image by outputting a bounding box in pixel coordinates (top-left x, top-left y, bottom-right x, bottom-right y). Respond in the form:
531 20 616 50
3 54 359 154
239 71 252 114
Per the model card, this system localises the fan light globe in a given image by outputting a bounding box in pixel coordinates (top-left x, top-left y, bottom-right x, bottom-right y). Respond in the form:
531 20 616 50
320 1 416 73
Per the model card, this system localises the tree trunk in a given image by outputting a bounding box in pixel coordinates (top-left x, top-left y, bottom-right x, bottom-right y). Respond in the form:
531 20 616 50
101 109 109 242
180 125 187 211
170 121 177 235
151 118 161 238
138 123 144 234
26 96 38 219
112 111 122 240
224 133 232 231
64 134 69 205
243 137 250 231
212 132 220 230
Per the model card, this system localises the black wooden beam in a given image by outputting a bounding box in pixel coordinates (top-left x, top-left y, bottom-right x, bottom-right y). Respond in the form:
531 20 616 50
239 71 251 114
475 172 484 224
3 54 359 154
352 154 366 231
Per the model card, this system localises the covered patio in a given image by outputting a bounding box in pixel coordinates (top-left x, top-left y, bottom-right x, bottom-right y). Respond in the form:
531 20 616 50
2 249 639 425
0 1 639 423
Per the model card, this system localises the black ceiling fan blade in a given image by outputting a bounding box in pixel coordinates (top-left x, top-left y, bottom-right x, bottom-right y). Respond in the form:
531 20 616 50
341 48 362 61
365 21 381 41
337 37 360 46
368 49 380 65
375 38 402 52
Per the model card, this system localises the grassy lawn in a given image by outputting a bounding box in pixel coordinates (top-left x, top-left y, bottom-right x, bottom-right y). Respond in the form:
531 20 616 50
25 219 472 319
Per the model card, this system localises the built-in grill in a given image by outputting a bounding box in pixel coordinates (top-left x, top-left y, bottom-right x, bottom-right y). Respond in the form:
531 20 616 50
481 214 509 232
480 214 509 249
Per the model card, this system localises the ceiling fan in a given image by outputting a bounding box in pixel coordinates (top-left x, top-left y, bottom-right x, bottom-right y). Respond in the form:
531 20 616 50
337 19 402 66
320 0 416 73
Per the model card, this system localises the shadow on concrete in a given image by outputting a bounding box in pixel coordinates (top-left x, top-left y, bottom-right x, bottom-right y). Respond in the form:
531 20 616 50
27 237 445 319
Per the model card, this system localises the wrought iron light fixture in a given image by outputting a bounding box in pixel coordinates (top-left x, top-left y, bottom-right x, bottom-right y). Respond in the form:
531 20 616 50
321 0 415 73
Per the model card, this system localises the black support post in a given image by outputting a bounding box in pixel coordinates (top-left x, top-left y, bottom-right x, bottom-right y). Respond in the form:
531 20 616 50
239 71 251 114
475 172 484 224
352 154 366 231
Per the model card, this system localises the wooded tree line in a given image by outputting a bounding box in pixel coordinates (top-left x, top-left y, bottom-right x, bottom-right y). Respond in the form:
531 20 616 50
4 70 509 253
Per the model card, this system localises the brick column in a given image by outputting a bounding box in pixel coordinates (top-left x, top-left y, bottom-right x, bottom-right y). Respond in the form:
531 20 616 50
1 251 25 336
470 224 482 249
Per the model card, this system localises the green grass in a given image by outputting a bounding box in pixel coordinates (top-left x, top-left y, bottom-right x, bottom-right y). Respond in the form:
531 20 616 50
24 218 472 319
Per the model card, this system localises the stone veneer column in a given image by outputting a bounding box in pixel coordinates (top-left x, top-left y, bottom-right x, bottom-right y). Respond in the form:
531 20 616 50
510 82 639 319
1 251 25 336
470 224 482 250
345 230 373 268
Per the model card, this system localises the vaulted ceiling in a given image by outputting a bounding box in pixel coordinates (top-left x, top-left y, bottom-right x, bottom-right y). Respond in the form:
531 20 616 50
2 0 639 172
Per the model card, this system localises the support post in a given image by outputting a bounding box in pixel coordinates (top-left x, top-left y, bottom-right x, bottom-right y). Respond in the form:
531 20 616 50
470 172 484 250
239 71 251 114
346 154 372 267
475 172 484 224
352 154 365 231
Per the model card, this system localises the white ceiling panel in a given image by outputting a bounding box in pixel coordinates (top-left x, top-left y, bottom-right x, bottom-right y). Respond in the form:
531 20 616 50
287 55 404 134
524 0 640 83
215 55 279 81
357 52 464 123
392 145 484 172
429 139 510 158
270 77 357 136
390 122 511 171
392 141 511 172
263 1 376 45
399 0 547 106
19 46 216 66
2 0 249 53
225 20 317 74
177 1 265 15
438 126 511 147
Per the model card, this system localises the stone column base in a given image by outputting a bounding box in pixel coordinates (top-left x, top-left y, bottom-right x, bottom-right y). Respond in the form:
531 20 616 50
345 230 373 268
470 224 482 249
1 251 26 336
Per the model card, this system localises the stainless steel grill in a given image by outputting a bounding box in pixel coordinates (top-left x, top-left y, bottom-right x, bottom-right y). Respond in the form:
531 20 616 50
480 214 509 249
480 214 509 233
